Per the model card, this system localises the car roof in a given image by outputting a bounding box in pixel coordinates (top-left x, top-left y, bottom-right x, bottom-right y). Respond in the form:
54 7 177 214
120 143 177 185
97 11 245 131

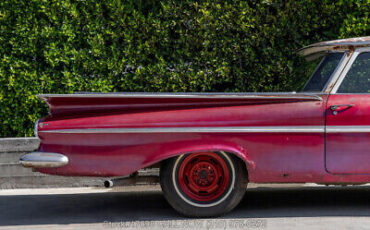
298 36 370 58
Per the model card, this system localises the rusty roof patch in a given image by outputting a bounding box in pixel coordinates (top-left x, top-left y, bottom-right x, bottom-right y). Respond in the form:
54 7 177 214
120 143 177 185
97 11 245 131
298 36 370 57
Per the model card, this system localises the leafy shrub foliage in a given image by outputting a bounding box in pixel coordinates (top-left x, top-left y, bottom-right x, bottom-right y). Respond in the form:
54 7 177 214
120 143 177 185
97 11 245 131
0 0 369 137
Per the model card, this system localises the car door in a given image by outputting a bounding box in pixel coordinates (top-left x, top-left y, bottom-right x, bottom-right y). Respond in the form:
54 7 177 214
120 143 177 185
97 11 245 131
326 49 370 174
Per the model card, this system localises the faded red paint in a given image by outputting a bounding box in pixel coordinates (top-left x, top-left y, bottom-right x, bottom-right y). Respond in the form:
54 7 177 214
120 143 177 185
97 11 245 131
326 94 370 174
35 93 370 184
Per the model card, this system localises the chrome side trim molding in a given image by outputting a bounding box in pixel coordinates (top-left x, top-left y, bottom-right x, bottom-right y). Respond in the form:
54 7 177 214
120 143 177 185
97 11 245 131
20 152 69 168
40 126 325 134
326 126 370 133
39 126 370 134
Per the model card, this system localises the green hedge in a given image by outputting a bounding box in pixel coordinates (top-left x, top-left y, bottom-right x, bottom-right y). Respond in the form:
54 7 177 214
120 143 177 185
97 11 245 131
0 0 369 137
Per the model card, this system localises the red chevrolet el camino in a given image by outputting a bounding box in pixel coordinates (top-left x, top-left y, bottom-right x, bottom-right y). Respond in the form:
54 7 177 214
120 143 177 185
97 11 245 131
20 37 370 217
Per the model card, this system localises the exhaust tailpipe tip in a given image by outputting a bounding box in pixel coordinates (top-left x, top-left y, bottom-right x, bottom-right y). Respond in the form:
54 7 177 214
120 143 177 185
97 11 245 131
104 180 114 188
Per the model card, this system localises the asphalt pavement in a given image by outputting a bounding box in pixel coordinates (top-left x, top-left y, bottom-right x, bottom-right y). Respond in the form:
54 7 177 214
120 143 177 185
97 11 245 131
0 185 369 230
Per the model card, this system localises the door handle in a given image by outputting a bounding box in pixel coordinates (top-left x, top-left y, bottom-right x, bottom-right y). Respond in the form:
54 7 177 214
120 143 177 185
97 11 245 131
330 104 354 115
330 104 354 111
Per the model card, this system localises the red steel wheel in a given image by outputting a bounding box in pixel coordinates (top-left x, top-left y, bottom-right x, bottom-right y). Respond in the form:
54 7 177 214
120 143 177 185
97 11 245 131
160 151 248 217
177 152 230 202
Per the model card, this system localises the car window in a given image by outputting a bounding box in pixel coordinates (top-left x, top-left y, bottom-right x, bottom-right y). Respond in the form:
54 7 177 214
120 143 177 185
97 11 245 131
302 53 344 92
337 52 370 94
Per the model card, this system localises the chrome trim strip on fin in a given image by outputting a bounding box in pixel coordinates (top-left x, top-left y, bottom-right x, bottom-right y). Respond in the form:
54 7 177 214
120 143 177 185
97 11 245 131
37 92 323 101
20 152 69 168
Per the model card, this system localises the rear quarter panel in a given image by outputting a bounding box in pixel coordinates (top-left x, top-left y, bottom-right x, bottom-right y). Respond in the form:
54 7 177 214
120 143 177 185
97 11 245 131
37 97 329 183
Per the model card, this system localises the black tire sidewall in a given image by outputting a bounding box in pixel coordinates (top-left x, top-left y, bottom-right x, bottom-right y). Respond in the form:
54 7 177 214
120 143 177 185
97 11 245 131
160 152 247 217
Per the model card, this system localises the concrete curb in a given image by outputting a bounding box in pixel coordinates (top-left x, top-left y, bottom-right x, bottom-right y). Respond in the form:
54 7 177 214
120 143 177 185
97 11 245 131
0 137 39 152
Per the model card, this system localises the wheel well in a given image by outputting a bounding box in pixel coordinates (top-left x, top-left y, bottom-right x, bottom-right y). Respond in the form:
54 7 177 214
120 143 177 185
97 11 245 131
154 151 249 181
228 151 249 182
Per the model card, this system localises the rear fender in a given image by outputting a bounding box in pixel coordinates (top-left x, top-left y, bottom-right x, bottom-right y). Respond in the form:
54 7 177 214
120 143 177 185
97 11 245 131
146 140 254 174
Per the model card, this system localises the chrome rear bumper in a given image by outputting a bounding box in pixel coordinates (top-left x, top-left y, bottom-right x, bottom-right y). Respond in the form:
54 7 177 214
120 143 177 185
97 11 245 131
20 152 69 168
